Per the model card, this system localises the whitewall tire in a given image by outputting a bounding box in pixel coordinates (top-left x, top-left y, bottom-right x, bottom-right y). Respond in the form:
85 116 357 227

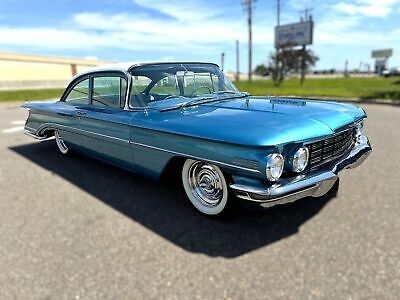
182 159 229 216
55 130 69 155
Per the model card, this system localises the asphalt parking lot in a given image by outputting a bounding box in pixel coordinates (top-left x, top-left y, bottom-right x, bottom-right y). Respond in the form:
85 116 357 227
0 101 399 299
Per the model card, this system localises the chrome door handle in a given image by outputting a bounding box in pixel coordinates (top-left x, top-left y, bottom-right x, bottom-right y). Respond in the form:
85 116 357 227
59 112 73 117
76 111 87 116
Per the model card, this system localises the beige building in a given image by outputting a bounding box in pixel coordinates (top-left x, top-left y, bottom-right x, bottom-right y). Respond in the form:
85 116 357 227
0 52 112 90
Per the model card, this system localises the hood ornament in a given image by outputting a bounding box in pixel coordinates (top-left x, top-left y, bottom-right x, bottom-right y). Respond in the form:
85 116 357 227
270 98 307 107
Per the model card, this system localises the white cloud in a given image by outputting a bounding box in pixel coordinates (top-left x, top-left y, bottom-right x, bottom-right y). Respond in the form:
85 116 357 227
0 0 397 67
0 3 274 55
315 14 400 47
333 0 400 17
133 0 220 21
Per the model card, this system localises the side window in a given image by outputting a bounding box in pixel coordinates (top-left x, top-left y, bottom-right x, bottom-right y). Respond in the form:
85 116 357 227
65 79 89 104
130 76 152 107
92 76 127 108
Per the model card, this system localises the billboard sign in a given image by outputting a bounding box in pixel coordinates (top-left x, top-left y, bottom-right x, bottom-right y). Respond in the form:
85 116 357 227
275 21 313 48
371 49 393 58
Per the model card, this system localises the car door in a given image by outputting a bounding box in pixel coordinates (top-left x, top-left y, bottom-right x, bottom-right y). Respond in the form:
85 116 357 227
74 73 133 169
58 76 91 148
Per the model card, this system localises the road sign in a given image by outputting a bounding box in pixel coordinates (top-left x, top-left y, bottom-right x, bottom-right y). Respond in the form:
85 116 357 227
371 49 393 58
275 21 313 48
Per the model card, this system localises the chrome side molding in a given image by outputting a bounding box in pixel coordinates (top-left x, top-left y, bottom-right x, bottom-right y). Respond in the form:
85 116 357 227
24 129 49 140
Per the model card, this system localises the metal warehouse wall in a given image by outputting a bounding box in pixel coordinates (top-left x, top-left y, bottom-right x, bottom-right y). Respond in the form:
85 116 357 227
0 52 112 90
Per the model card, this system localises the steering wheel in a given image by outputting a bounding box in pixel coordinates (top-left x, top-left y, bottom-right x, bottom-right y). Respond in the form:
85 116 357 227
190 86 213 96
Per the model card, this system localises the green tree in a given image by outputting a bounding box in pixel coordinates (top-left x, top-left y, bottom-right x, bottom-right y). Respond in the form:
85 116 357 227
268 47 319 86
254 64 269 76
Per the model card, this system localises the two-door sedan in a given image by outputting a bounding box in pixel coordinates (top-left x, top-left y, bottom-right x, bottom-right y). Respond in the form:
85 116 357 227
23 62 372 216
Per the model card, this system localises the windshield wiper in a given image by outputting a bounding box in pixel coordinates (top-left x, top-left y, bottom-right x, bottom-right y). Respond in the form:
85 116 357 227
159 92 248 112
212 91 238 95
181 96 214 109
161 95 186 101
159 96 213 112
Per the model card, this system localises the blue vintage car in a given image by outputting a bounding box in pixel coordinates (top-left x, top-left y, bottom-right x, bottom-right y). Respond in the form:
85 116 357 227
23 62 372 216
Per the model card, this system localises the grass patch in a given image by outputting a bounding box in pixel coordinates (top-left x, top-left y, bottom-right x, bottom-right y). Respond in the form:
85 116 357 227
234 77 400 101
1 77 400 103
0 89 64 103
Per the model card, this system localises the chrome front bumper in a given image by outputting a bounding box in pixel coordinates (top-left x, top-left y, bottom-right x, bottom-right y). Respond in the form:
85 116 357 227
230 135 372 208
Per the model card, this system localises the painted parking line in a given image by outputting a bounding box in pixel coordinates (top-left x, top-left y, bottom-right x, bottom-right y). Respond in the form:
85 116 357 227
11 120 25 125
2 126 24 133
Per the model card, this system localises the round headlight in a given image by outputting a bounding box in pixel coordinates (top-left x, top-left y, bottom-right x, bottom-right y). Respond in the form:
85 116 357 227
266 153 284 181
292 147 309 173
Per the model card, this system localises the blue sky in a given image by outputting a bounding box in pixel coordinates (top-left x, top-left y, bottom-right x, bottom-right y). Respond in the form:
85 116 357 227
0 0 399 72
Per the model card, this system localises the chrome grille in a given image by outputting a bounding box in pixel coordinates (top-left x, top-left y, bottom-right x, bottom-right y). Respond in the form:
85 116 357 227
307 128 355 169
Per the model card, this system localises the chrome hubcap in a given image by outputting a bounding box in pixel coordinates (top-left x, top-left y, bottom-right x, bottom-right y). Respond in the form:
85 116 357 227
55 130 68 154
187 162 224 207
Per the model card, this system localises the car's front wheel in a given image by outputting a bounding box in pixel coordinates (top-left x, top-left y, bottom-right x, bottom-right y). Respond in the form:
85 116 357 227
55 130 69 155
182 159 229 216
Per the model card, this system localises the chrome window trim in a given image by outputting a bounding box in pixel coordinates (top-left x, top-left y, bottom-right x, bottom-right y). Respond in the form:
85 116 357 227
61 70 131 110
123 72 132 110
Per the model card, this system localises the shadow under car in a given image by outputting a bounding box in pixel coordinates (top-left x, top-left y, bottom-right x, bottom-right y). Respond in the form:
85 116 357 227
10 140 337 258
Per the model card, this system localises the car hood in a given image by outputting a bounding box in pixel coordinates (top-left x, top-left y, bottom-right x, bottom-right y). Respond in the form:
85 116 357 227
137 97 366 146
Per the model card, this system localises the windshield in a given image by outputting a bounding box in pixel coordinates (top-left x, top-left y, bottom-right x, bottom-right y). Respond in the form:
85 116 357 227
129 63 240 108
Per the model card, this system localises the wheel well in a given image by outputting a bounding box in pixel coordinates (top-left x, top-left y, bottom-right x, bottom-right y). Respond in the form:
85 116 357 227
160 156 233 185
43 128 55 138
160 156 186 184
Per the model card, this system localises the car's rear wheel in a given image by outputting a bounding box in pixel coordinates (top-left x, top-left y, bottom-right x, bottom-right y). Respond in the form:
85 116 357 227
182 159 229 216
55 130 69 155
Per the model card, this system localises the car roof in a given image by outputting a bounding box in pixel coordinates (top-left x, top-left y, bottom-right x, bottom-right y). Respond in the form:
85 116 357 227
73 61 220 79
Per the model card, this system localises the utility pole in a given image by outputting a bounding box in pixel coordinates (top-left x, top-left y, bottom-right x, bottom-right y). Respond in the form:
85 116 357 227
300 7 313 21
275 0 281 83
221 52 225 72
300 8 313 84
236 40 240 81
242 0 255 81
277 0 280 26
